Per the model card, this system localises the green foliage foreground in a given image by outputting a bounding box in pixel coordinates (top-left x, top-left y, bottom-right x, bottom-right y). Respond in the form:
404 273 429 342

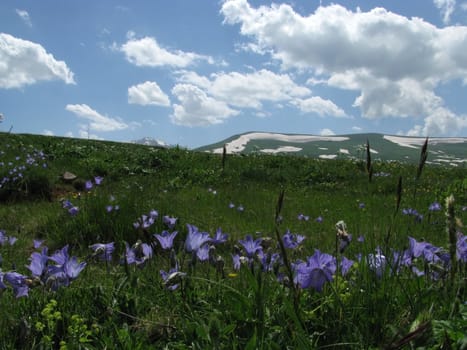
0 132 466 349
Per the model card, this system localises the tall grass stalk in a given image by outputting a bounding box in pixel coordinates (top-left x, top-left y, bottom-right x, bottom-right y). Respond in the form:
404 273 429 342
445 194 457 285
366 139 373 183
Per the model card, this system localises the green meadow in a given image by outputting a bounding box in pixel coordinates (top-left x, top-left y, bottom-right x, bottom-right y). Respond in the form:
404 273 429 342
0 132 466 349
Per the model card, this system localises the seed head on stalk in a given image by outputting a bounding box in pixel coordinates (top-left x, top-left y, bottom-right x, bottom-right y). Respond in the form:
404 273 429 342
366 139 373 183
416 137 428 181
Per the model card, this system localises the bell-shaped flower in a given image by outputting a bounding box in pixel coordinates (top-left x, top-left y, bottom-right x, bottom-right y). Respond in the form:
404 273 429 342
211 228 228 245
282 230 305 249
90 242 115 261
163 216 177 230
184 224 211 253
154 231 178 250
293 250 336 292
239 235 263 257
27 247 49 278
4 272 29 298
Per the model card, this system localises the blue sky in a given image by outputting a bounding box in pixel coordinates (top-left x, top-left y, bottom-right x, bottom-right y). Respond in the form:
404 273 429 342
1 0 467 148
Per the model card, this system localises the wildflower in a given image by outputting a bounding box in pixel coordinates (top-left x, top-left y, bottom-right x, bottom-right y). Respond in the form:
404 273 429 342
359 202 365 209
239 235 263 257
428 201 442 211
297 214 310 221
282 230 305 249
160 265 186 291
228 202 235 209
258 250 281 272
340 256 354 276
89 242 115 261
456 232 467 262
315 216 323 223
367 248 387 278
408 237 442 263
162 215 177 229
27 247 49 277
293 249 336 292
184 224 211 253
133 210 158 229
402 208 423 222
154 231 178 250
196 244 210 262
357 235 364 243
211 228 228 245
0 230 16 246
125 241 153 265
94 176 103 185
85 180 93 191
4 272 29 298
232 254 241 270
68 206 79 216
63 256 87 280
237 205 244 212
33 239 45 249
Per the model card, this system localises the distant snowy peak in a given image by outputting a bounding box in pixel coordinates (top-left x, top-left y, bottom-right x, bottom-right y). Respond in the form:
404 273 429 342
132 137 168 147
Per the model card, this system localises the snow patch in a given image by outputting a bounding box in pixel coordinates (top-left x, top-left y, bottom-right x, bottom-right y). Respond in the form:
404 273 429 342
213 132 349 154
319 154 338 159
384 135 466 149
260 146 302 154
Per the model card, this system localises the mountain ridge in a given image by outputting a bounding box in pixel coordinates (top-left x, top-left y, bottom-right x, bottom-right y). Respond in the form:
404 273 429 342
196 131 466 166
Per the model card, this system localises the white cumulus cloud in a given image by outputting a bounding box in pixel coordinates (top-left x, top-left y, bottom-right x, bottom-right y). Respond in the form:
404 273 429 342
128 81 170 106
320 128 335 136
221 0 467 136
177 69 312 108
171 84 239 126
120 35 212 68
292 96 347 117
0 33 75 89
65 104 128 132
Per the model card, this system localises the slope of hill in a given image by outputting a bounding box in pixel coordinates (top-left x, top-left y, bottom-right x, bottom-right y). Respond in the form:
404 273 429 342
196 132 466 166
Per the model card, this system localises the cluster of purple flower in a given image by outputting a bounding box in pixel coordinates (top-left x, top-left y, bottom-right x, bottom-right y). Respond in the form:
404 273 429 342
298 213 323 223
402 208 424 222
0 230 17 246
0 148 47 189
61 177 105 216
133 209 159 230
0 240 86 298
359 234 467 279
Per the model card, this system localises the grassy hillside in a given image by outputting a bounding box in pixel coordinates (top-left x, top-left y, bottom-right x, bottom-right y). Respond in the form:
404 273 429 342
0 132 466 349
197 131 467 166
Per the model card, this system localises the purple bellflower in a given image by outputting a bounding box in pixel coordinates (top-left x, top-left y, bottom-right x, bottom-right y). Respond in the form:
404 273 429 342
211 228 228 245
27 247 49 278
160 264 186 291
282 230 305 249
428 201 442 211
163 215 178 230
239 235 263 257
90 242 115 261
184 224 211 253
154 231 178 250
293 249 336 292
4 272 29 298
125 241 153 265
457 232 467 262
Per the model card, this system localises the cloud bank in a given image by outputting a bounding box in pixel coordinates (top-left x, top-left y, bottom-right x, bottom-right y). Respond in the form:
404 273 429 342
221 0 467 136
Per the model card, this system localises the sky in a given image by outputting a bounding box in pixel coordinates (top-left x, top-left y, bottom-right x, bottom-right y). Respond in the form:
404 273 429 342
1 0 467 148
